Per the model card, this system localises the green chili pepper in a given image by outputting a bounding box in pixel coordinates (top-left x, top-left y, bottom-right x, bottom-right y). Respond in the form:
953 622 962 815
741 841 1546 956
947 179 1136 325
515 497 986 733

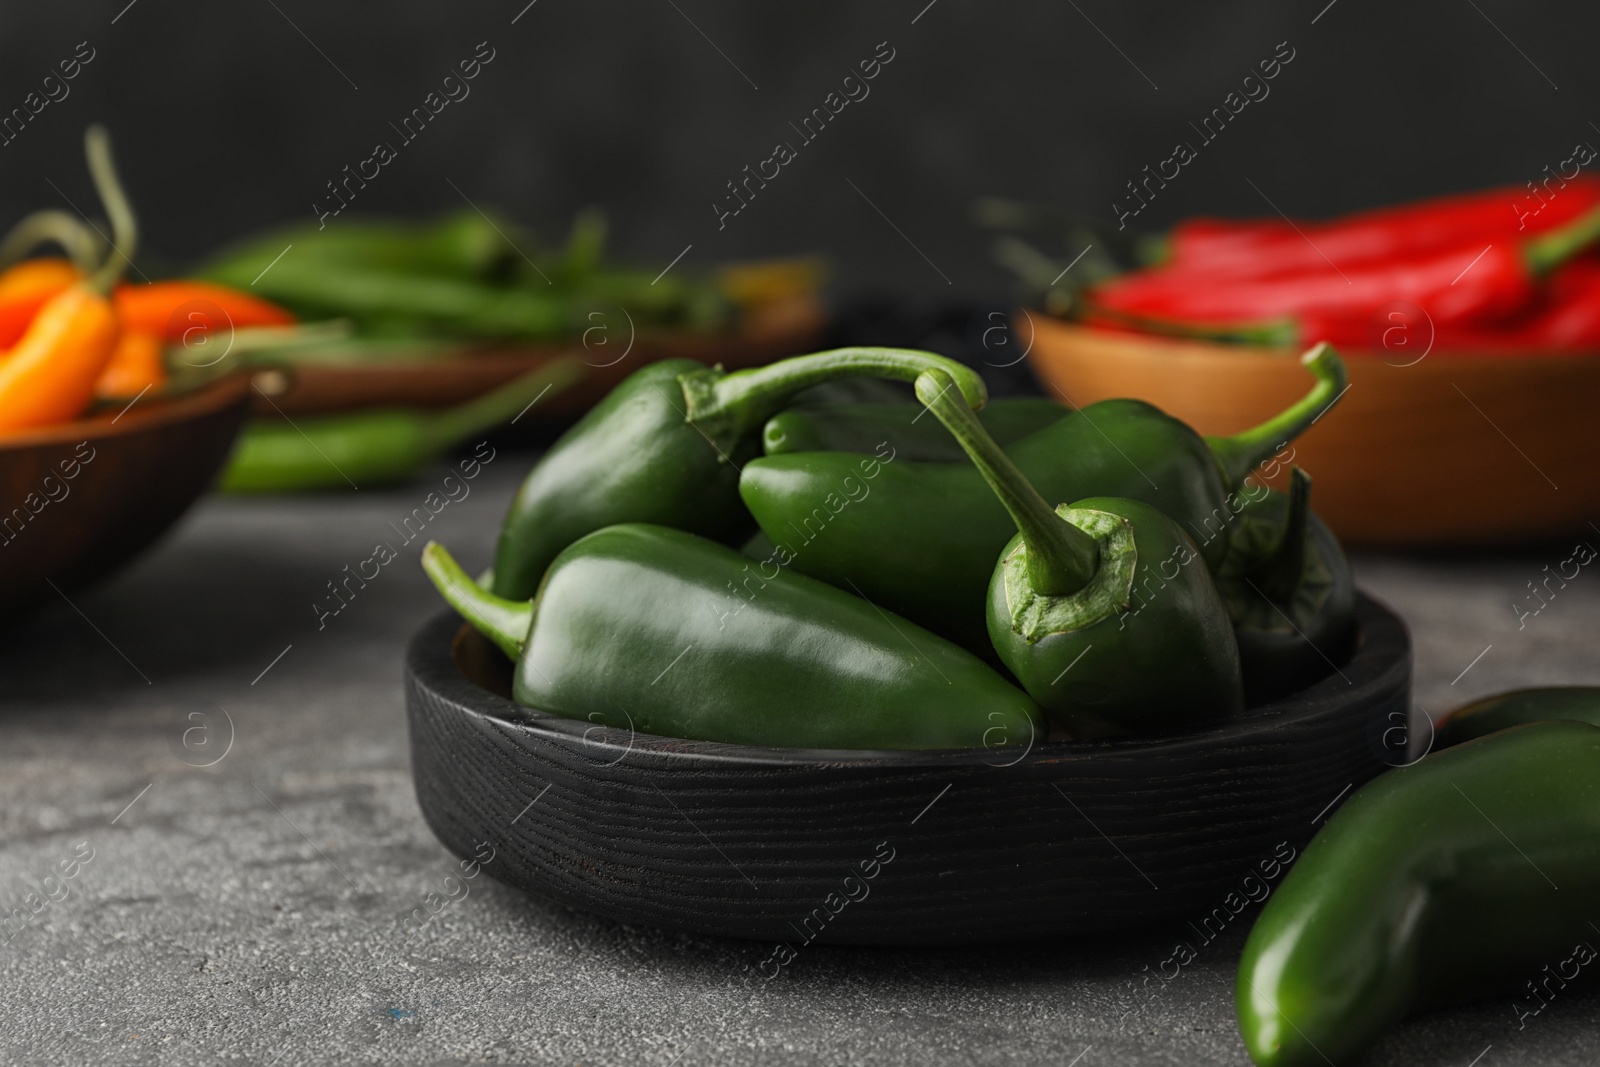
198 212 732 340
198 210 524 287
552 206 607 285
1212 468 1357 704
422 534 1044 749
739 346 1345 646
489 348 987 601
1437 686 1600 747
221 359 583 492
914 368 1242 737
762 397 1066 462
1236 719 1600 1067
214 265 579 340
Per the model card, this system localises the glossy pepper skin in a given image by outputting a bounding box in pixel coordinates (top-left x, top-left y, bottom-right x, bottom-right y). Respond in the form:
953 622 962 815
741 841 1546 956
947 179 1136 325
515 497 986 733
490 348 988 600
221 360 582 492
1156 178 1600 276
762 397 1066 462
0 127 132 433
1212 469 1357 705
1436 686 1600 747
1092 203 1600 344
913 369 1242 736
423 532 1045 750
1236 720 1600 1067
739 346 1345 645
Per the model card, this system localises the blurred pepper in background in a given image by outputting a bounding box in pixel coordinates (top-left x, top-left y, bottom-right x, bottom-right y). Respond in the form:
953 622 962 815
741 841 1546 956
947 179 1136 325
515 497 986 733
989 178 1600 354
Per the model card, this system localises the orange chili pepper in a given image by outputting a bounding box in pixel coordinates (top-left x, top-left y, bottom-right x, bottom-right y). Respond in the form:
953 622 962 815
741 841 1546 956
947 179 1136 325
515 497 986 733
0 257 82 347
115 280 295 342
94 329 166 400
0 256 78 299
0 285 120 431
1 277 296 349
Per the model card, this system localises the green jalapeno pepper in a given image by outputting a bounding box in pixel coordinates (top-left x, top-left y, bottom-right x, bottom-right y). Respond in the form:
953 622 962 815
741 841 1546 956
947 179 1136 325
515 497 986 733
422 533 1044 750
198 211 732 340
221 360 582 492
740 346 1345 646
914 368 1242 736
489 348 987 600
762 397 1067 462
204 265 579 340
1437 686 1600 747
1237 719 1600 1067
197 210 525 287
1212 468 1357 704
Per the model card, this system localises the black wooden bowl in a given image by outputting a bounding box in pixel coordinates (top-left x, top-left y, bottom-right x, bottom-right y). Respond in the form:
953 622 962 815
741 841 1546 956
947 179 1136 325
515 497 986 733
405 595 1410 946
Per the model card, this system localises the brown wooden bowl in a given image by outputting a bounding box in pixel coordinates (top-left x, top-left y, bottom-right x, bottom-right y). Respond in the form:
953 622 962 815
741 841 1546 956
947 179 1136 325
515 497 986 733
259 292 827 418
405 595 1411 946
1023 315 1600 546
0 374 252 617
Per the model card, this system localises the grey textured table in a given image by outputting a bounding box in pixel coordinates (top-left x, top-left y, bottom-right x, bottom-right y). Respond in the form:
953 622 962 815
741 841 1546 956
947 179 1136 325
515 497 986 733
3 457 1598 1066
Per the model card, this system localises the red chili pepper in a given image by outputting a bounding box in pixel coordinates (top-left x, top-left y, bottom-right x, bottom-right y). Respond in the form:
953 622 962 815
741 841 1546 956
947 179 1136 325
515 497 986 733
1517 258 1600 348
1091 204 1600 341
1284 260 1600 352
1156 178 1600 277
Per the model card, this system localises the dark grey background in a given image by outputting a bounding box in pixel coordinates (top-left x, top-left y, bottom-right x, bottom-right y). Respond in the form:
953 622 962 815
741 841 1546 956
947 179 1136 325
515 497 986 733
0 0 1591 296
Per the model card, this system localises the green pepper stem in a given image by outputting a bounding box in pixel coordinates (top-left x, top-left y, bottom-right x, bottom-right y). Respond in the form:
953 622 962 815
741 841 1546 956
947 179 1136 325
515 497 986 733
1525 203 1600 276
421 542 533 661
84 125 138 294
915 368 1098 596
686 347 989 455
1256 468 1312 605
562 206 607 278
1206 342 1348 488
1136 233 1171 268
425 357 586 450
0 210 105 274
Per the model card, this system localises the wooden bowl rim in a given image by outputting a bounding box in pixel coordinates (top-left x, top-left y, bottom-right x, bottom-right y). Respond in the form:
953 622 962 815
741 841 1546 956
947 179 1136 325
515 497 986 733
257 291 827 372
0 372 255 453
1023 314 1600 365
406 592 1408 769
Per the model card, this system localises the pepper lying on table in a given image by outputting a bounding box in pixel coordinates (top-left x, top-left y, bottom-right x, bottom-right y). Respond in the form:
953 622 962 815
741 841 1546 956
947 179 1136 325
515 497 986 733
1237 716 1600 1066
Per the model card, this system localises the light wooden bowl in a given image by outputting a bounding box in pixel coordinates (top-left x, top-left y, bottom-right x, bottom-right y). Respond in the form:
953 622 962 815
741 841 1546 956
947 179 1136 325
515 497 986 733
1024 316 1600 546
0 374 252 617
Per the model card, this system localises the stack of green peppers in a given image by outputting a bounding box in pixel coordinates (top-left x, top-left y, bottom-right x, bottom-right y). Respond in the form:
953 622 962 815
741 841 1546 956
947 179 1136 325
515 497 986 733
424 342 1359 749
202 208 767 493
194 208 731 346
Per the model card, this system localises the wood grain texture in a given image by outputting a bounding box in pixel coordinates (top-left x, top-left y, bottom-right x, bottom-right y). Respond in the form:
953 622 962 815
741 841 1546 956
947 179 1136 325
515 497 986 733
0 374 251 617
406 596 1410 946
1024 316 1597 547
